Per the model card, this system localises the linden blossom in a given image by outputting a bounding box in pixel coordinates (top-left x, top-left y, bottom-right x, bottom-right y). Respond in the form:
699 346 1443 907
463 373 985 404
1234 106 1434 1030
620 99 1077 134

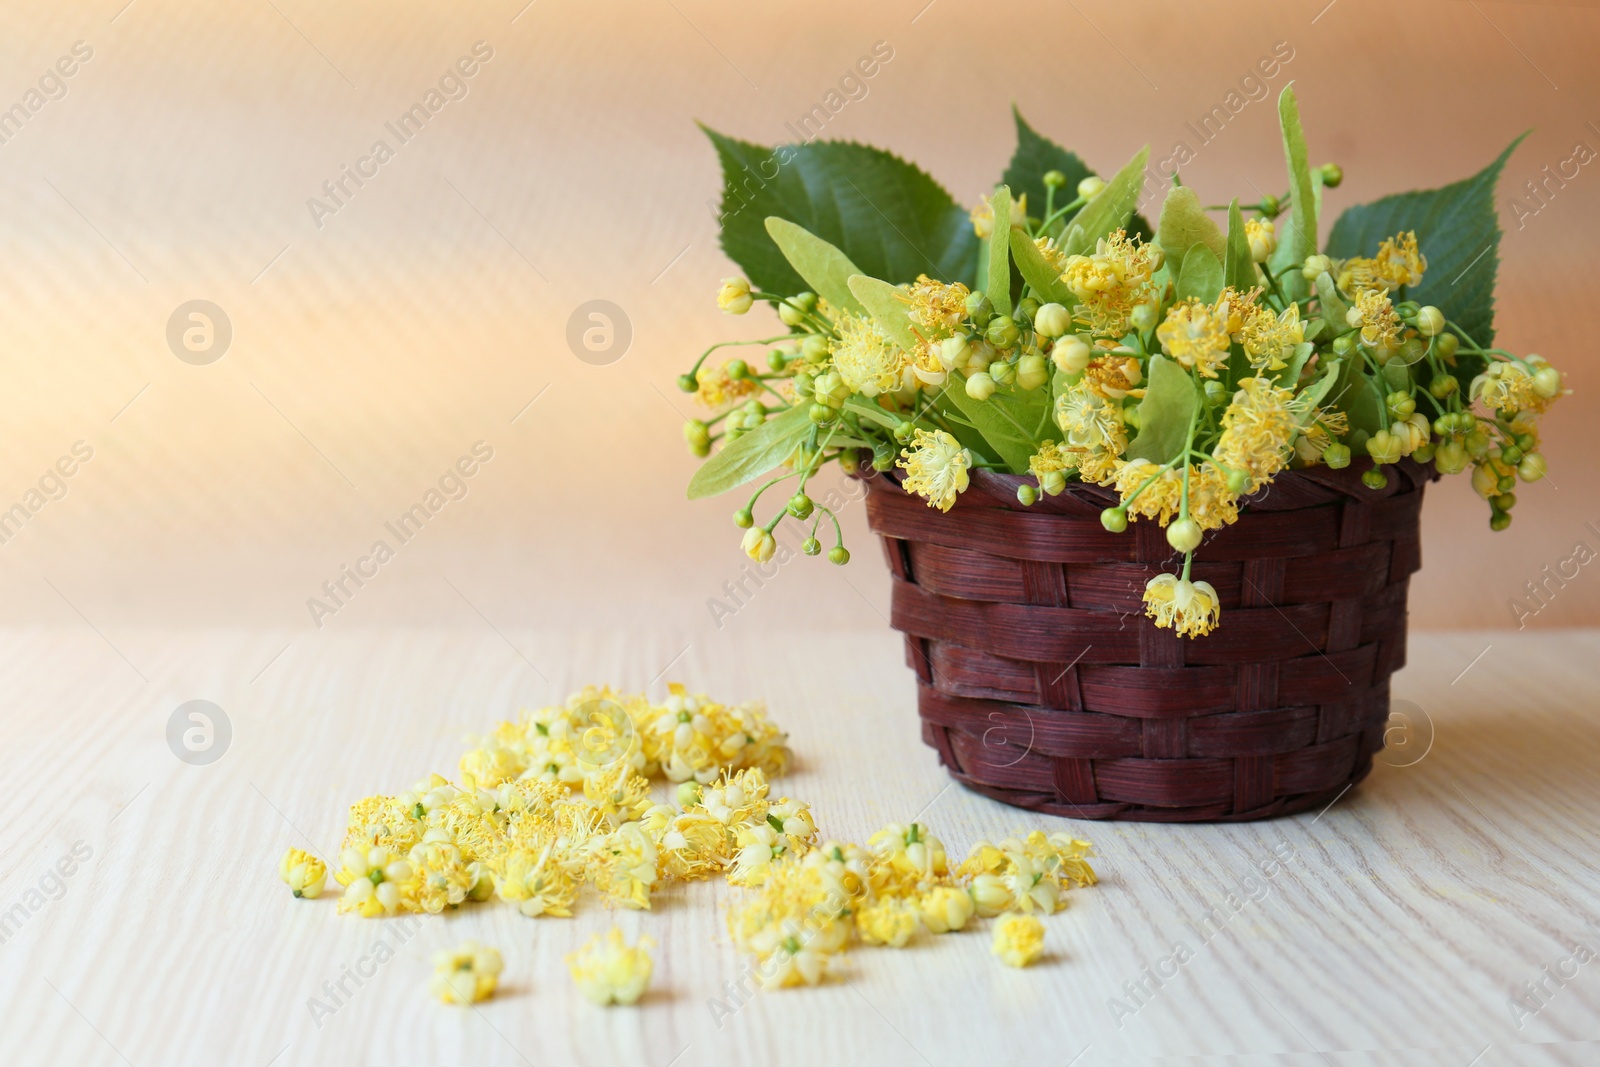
306 41 495 230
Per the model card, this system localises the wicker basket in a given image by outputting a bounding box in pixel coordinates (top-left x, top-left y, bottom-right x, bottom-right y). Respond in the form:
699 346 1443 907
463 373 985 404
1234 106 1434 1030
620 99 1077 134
862 458 1437 823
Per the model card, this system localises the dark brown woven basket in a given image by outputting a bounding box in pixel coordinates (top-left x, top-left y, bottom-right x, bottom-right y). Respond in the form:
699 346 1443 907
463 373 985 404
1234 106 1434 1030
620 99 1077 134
863 457 1438 823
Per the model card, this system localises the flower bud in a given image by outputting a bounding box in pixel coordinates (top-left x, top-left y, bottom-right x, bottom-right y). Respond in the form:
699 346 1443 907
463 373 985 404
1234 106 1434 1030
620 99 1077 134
1498 474 1517 492
1332 333 1357 356
1435 332 1460 360
1130 302 1159 332
1464 429 1490 459
788 492 814 519
742 527 776 563
1039 470 1066 496
1301 254 1333 280
965 371 997 400
987 360 1014 386
1051 335 1093 374
1434 440 1469 474
677 373 698 393
1101 507 1128 533
872 443 895 471
1322 443 1351 469
683 420 711 456
1429 375 1457 399
726 358 749 380
809 403 834 424
1411 443 1435 464
1518 453 1547 481
1077 175 1105 200
1166 518 1203 553
1533 365 1562 399
1016 484 1038 506
733 508 754 528
1043 169 1066 189
800 334 831 362
1415 306 1445 337
1490 511 1512 531
1015 354 1049 391
802 537 822 556
965 291 993 328
1319 163 1344 188
1494 491 1517 512
1366 429 1402 466
985 315 1019 349
1258 194 1280 216
1225 467 1250 494
1471 462 1498 499
1034 303 1071 338
1499 444 1524 465
1247 218 1277 262
828 546 850 565
1386 391 1416 420
717 277 753 315
778 300 807 327
1362 468 1389 490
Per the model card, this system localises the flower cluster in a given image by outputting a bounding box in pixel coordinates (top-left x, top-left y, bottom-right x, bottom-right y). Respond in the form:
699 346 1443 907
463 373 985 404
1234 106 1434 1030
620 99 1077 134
682 96 1565 638
725 824 1095 985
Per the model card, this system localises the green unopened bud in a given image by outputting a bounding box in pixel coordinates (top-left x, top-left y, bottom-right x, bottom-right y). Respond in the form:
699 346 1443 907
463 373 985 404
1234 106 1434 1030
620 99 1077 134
985 315 1019 349
1493 492 1517 511
988 360 1015 385
1429 374 1458 399
872 442 896 471
1490 511 1512 531
802 536 822 556
726 359 750 381
801 334 831 361
1362 468 1389 490
1258 194 1280 216
1225 467 1250 494
1015 354 1049 391
676 781 702 808
1166 518 1203 553
828 546 850 565
1411 442 1435 464
733 508 754 528
1051 335 1093 374
677 373 699 393
1397 337 1427 366
1016 484 1038 506
1395 300 1421 321
965 371 997 400
1415 306 1445 337
1515 433 1536 451
778 301 807 327
1017 297 1040 323
809 403 834 424
1518 453 1547 482
1533 365 1562 399
1318 163 1344 188
1435 440 1469 474
1499 444 1524 465
965 291 993 328
1130 303 1159 332
1077 175 1105 200
1100 507 1128 533
793 372 815 397
1332 333 1357 356
1323 443 1352 469
1497 473 1517 493
1301 254 1333 280
788 492 814 519
767 350 789 372
893 421 915 443
1034 303 1071 338
1386 391 1416 420
1367 429 1402 466
1043 170 1067 190
1039 470 1066 496
683 420 711 456
837 449 860 475
1435 332 1459 360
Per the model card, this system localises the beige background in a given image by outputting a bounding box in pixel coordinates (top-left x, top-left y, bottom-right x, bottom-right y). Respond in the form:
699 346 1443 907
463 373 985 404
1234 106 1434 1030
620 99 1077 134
0 0 1597 641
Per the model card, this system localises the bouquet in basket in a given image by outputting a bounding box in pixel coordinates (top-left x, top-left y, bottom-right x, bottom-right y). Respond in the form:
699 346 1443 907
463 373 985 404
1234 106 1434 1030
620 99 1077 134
676 87 1565 637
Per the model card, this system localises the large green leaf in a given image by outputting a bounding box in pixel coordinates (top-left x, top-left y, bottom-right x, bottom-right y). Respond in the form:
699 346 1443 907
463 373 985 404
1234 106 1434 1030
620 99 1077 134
1223 200 1255 293
1061 146 1151 257
1009 228 1073 305
1175 245 1223 304
846 275 919 351
941 375 1049 473
763 217 866 316
1125 354 1198 464
1325 132 1527 357
703 127 979 297
1002 108 1094 226
986 186 1014 312
687 404 814 499
1157 186 1225 275
1273 85 1317 303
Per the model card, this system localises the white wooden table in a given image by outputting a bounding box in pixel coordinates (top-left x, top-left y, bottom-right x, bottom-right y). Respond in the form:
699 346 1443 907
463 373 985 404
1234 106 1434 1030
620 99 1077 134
2 625 1597 1066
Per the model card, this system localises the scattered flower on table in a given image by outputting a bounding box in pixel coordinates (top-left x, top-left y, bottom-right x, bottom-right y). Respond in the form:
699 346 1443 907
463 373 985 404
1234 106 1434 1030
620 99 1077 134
566 928 655 1006
279 848 327 899
992 912 1045 968
431 941 503 1004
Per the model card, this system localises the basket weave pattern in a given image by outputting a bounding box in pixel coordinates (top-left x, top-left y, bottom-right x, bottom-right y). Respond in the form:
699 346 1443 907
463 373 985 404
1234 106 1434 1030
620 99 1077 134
863 459 1435 822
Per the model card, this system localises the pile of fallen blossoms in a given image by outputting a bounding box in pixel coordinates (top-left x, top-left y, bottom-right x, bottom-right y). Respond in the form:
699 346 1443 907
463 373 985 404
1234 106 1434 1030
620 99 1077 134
281 683 1099 991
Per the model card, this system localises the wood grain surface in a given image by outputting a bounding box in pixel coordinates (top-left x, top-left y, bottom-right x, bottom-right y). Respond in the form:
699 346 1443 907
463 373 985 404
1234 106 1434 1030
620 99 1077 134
3 625 1598 1065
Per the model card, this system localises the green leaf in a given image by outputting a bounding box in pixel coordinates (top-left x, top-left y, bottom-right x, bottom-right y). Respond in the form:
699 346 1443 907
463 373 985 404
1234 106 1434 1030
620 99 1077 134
1274 84 1317 302
1002 108 1094 226
847 275 919 351
1272 341 1316 388
1009 228 1073 305
1324 347 1384 437
987 186 1014 312
940 377 1049 473
1223 200 1255 293
687 404 813 499
1156 186 1225 276
1061 145 1151 257
703 127 980 296
1313 271 1348 332
1125 354 1198 464
763 218 866 316
1175 245 1223 304
1325 132 1528 355
1306 357 1342 407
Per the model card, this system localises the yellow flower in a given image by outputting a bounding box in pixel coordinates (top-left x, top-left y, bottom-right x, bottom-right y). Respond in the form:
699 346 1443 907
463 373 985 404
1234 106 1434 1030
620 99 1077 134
280 848 327 899
1237 302 1305 372
1028 441 1072 496
919 885 975 933
902 275 970 338
717 276 753 315
431 941 503 1004
1393 412 1431 456
897 429 972 512
757 931 831 988
970 192 1026 238
1471 361 1539 414
867 822 947 882
856 897 920 947
1245 217 1276 262
1349 288 1401 351
695 362 759 409
969 873 1017 917
1187 463 1241 530
1156 297 1231 379
566 928 655 1006
1110 459 1183 524
1142 573 1222 638
407 836 476 913
1061 230 1160 337
493 843 578 917
741 527 776 563
1346 231 1426 292
340 793 425 858
337 846 414 917
992 912 1045 968
830 310 907 397
1213 376 1298 493
589 822 658 910
1055 378 1125 452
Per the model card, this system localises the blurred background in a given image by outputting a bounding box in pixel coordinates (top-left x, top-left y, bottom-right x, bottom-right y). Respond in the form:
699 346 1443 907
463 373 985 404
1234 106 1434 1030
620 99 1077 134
1 0 1596 649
